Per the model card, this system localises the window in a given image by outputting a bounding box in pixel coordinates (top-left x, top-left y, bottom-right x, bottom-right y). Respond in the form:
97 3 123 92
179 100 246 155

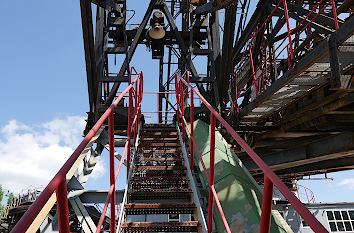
337 222 345 231
329 222 337 231
326 210 354 232
345 222 353 231
327 211 335 220
342 211 350 220
334 211 342 220
349 211 354 220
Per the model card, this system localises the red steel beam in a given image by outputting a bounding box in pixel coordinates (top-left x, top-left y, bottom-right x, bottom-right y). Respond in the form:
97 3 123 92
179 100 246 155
211 185 232 233
108 111 116 232
207 113 216 232
56 177 70 233
260 176 274 233
11 69 141 232
190 88 194 170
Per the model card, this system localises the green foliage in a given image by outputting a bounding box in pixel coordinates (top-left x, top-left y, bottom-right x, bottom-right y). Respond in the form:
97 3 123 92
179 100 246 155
6 193 13 208
0 185 3 203
0 185 14 217
0 185 3 215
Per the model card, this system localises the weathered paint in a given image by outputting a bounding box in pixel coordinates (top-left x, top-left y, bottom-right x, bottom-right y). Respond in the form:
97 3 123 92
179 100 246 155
190 119 287 233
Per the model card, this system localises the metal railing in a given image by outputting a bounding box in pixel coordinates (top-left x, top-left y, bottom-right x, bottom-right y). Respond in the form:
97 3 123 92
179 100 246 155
233 0 339 112
12 67 143 233
0 190 41 221
174 70 329 233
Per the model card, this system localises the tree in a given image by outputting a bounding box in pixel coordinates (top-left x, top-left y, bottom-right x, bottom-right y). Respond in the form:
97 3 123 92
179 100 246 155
6 193 13 208
0 185 3 203
0 185 3 215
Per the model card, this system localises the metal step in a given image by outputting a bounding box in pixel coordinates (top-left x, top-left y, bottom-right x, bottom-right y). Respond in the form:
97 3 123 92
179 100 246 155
141 131 178 137
141 127 176 132
130 179 189 189
129 189 192 201
134 166 186 171
124 203 196 215
121 221 200 232
138 142 180 147
132 169 186 177
140 136 179 141
140 148 181 155
130 176 187 181
137 157 183 162
135 157 183 165
121 125 202 232
135 161 183 167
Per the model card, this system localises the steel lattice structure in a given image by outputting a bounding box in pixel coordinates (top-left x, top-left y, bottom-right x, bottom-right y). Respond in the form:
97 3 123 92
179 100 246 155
81 0 354 179
2 0 354 232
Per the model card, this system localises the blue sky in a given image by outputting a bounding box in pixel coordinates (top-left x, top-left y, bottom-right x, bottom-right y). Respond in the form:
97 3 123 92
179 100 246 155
0 0 353 205
0 0 162 199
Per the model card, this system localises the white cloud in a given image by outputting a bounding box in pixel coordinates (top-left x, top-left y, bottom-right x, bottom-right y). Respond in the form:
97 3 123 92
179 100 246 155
337 178 354 190
90 158 106 179
0 116 105 194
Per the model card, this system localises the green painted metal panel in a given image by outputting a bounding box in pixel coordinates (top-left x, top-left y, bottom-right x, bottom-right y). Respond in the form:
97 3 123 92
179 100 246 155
189 119 287 233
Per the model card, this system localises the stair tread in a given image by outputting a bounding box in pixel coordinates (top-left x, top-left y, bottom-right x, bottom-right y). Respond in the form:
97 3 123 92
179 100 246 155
142 128 176 132
124 126 199 230
135 166 186 170
141 149 180 153
124 203 196 209
122 221 199 227
140 137 178 141
129 189 192 200
139 143 180 147
137 157 183 162
130 188 192 193
131 176 187 181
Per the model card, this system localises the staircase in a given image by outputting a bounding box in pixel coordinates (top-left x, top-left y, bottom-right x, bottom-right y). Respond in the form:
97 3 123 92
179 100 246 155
120 124 202 232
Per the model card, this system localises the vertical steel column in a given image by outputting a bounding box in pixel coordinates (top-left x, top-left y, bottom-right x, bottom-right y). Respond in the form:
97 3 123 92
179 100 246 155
248 46 259 95
330 0 339 30
283 0 294 60
158 58 163 123
190 88 194 170
234 71 238 114
286 45 291 70
134 81 138 142
175 74 180 125
158 93 160 124
187 71 193 168
139 73 143 124
260 176 274 233
108 111 116 232
180 80 185 142
208 113 216 232
127 80 132 176
56 177 70 233
261 71 265 92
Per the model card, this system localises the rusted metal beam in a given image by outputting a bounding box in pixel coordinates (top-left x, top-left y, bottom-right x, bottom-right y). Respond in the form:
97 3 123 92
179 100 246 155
121 221 200 232
194 0 238 14
80 0 98 112
328 34 341 88
238 16 354 117
105 0 157 106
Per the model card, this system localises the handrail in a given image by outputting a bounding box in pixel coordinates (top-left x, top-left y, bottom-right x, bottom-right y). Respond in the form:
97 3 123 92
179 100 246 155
174 71 329 233
12 67 143 233
232 0 339 113
283 182 316 204
93 67 144 233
